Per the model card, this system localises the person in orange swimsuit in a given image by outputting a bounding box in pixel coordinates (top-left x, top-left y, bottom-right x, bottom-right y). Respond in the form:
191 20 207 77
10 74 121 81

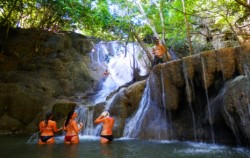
38 111 62 144
94 111 115 144
152 37 171 66
152 38 166 65
64 110 84 144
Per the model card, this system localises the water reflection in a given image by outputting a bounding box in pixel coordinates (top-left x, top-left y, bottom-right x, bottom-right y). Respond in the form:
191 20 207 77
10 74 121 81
37 145 54 158
61 144 78 158
100 143 113 157
1 136 250 158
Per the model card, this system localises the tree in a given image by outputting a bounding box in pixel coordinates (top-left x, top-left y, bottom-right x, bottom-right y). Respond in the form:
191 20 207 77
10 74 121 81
0 0 248 57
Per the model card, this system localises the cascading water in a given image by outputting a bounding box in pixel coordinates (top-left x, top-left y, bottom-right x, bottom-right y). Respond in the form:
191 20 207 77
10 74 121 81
124 73 171 139
77 41 150 136
160 67 173 138
200 55 215 144
182 60 197 141
90 41 149 104
76 105 101 136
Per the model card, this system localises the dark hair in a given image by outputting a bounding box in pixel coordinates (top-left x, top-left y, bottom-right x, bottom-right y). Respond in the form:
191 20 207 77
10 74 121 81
153 37 159 42
65 110 75 127
45 111 52 127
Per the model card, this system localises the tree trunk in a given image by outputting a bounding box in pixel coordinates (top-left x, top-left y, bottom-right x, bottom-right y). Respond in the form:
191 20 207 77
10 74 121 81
135 0 159 39
159 0 165 45
132 31 153 64
181 0 193 55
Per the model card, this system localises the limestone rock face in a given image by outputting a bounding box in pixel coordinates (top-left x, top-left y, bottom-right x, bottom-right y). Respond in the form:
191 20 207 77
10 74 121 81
1 27 250 147
0 28 94 134
106 80 146 137
222 75 250 145
124 80 146 111
136 45 250 145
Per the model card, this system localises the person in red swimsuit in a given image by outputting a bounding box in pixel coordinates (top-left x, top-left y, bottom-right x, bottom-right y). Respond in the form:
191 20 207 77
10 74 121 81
64 110 83 144
94 111 115 144
38 111 62 144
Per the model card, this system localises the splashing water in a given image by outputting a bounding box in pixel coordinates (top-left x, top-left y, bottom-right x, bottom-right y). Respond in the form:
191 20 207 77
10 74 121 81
26 132 39 144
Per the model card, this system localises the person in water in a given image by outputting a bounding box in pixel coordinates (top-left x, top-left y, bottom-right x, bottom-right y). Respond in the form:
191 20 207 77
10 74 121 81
64 110 84 144
103 69 110 77
94 111 115 144
38 111 62 144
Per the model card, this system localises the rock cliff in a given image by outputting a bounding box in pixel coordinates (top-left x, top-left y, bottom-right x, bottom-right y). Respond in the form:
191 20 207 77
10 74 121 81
1 28 250 147
0 28 94 133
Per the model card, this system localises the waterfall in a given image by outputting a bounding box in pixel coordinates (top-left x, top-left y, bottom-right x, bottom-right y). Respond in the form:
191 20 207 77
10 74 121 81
76 105 101 136
160 68 173 138
78 41 150 136
182 61 197 141
90 41 149 104
124 73 171 139
201 55 215 143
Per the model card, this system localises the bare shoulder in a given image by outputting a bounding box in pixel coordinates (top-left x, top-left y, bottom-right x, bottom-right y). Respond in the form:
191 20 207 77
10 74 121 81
108 117 114 122
49 120 56 123
39 121 45 125
48 120 57 125
160 44 165 48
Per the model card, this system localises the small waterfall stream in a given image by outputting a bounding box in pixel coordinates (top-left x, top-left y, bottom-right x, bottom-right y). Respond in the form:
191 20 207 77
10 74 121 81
76 105 100 136
182 61 197 141
123 75 171 139
160 68 173 139
201 55 215 144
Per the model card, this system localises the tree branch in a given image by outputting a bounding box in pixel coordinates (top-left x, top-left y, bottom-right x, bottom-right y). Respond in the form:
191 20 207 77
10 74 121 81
234 0 250 9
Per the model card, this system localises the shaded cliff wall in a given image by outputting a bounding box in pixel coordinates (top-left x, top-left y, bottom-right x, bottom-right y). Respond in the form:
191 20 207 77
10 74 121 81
0 28 95 134
144 45 250 145
106 45 250 146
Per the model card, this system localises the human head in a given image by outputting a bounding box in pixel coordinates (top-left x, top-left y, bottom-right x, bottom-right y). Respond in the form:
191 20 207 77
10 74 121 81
45 111 53 126
155 39 160 44
45 111 53 119
65 110 75 126
101 111 110 117
153 37 159 43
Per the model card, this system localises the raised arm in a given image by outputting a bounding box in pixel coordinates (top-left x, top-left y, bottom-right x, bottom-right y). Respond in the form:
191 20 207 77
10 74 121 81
94 115 105 124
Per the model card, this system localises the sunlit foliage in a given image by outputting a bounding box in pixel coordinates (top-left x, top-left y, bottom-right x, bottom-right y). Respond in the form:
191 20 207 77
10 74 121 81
0 0 249 55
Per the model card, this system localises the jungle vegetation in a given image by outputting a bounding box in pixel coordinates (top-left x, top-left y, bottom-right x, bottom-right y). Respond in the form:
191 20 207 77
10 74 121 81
0 0 250 57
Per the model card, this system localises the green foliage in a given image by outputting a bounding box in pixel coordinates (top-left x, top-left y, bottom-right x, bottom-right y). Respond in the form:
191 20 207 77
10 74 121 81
0 0 249 56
